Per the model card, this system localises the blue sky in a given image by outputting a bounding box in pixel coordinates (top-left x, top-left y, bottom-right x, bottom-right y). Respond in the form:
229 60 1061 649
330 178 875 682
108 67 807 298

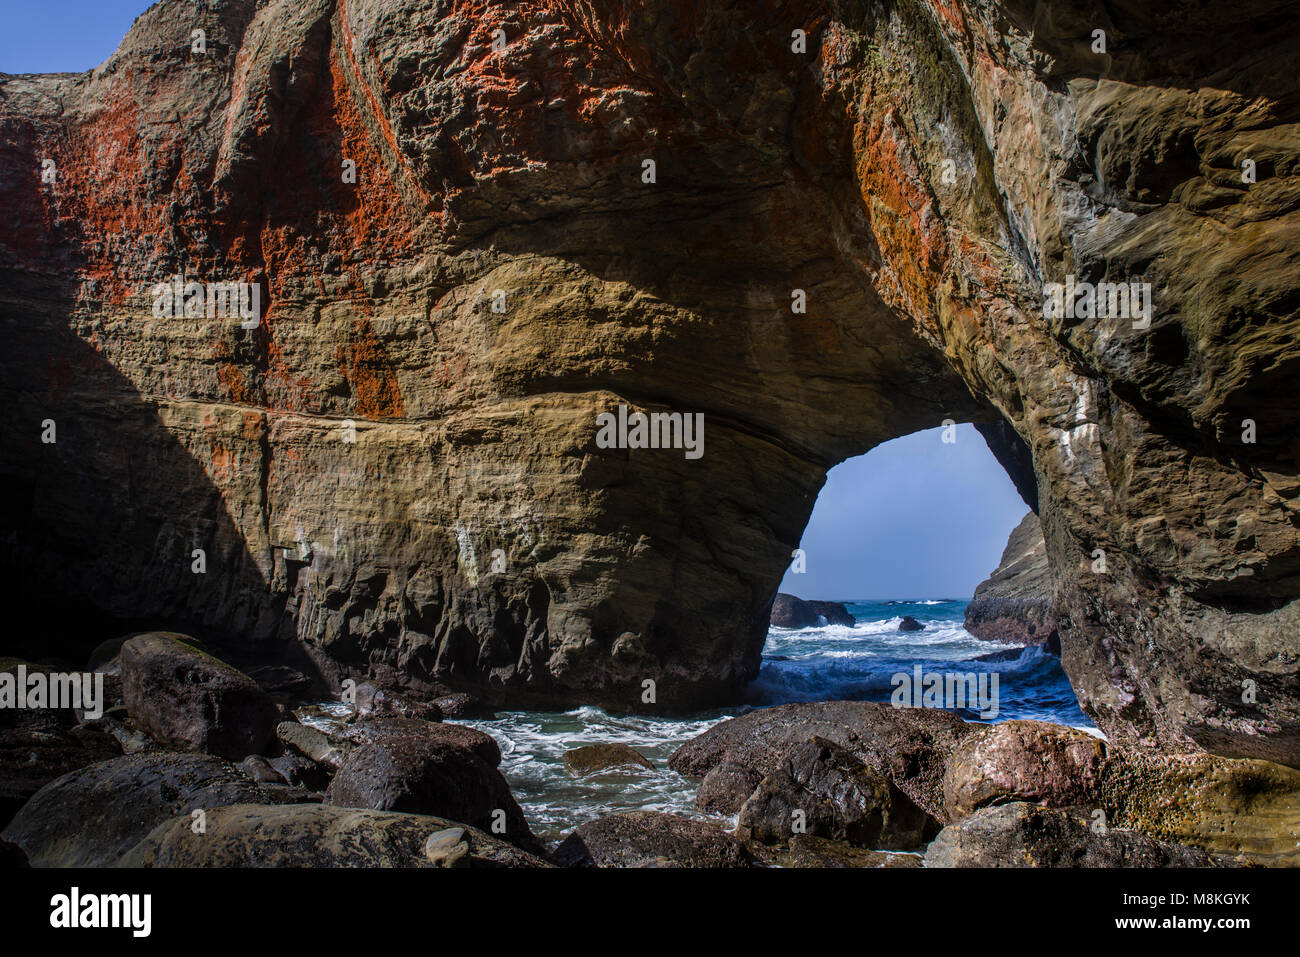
780 424 1030 600
1 1 150 74
5 4 1030 601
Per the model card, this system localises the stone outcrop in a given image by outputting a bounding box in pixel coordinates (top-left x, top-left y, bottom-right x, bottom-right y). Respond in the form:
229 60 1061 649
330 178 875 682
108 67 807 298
2 0 1299 767
768 594 855 629
1099 750 1300 866
964 512 1058 646
942 720 1105 820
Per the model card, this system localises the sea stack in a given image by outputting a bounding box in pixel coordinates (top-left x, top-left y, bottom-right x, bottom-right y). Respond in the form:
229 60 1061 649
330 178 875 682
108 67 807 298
769 595 856 629
964 513 1058 649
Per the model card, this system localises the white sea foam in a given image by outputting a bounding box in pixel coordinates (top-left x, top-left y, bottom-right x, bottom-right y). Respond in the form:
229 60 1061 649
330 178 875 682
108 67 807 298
295 602 1092 843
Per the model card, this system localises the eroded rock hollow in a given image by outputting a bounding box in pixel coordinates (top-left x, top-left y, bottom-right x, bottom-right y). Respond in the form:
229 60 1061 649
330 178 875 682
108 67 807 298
2 0 1298 765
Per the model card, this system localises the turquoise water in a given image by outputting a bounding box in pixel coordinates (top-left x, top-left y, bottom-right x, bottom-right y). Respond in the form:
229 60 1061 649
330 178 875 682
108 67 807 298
461 599 1095 842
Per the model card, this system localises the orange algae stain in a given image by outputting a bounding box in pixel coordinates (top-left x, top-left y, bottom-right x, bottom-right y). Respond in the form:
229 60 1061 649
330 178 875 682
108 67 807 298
334 315 406 419
328 50 416 254
335 0 433 210
240 410 264 439
50 72 181 307
210 444 239 485
929 0 971 42
216 361 256 405
854 109 949 324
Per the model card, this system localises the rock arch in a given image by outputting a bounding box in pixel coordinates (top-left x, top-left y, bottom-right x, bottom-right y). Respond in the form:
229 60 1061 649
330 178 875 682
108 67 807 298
1 0 1297 765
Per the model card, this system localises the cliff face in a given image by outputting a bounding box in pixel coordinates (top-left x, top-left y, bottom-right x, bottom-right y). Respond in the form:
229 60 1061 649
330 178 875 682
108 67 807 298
965 511 1057 646
2 0 1298 764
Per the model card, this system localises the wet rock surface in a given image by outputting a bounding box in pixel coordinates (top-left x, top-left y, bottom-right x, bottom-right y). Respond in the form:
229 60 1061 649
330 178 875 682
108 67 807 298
671 701 973 822
554 811 752 868
1 751 310 867
121 803 550 868
924 803 1217 868
563 743 654 775
942 721 1106 820
737 737 935 849
325 716 536 851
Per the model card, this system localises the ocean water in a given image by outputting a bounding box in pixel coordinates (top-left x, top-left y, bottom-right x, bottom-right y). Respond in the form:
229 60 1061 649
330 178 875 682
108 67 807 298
302 599 1094 843
470 599 1093 842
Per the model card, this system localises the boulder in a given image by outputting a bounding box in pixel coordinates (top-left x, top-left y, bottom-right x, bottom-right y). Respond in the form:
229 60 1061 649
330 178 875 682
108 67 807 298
432 691 496 720
563 743 654 775
769 594 855 629
1 751 309 867
898 615 924 631
672 701 973 821
120 634 279 760
923 803 1216 868
325 719 534 851
738 737 934 849
963 513 1058 647
0 659 79 731
276 721 351 771
348 681 442 722
86 632 203 674
240 755 283 784
346 716 502 767
120 804 550 868
554 812 752 868
942 721 1106 820
245 665 314 698
267 751 331 791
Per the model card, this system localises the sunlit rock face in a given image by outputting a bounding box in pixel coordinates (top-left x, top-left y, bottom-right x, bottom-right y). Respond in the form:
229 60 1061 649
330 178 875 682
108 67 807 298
1 0 1297 764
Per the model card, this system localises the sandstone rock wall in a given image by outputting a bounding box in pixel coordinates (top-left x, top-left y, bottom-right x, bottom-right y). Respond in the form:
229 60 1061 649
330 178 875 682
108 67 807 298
2 0 1298 763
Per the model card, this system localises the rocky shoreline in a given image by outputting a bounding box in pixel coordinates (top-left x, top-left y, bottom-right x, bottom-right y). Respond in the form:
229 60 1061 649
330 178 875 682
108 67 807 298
4 634 1296 868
